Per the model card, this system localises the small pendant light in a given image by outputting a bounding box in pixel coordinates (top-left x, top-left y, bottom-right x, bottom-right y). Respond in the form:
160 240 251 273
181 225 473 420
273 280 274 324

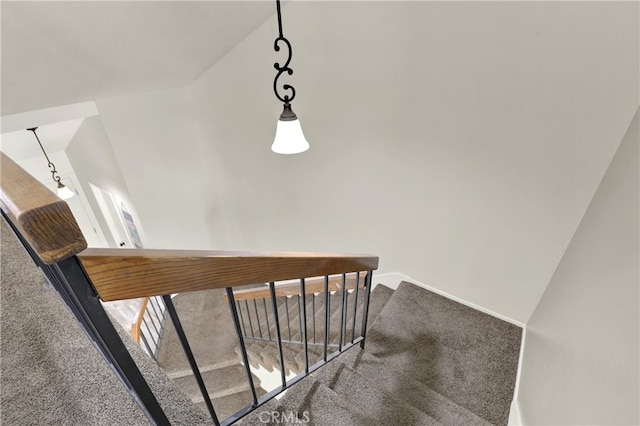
27 127 75 200
271 0 309 154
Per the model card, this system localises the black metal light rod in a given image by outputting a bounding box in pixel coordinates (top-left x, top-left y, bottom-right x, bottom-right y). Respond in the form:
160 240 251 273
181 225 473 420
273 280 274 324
273 0 296 104
27 127 63 184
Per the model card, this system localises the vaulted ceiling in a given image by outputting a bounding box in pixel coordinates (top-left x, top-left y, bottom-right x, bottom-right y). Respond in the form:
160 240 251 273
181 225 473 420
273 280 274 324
1 1 275 116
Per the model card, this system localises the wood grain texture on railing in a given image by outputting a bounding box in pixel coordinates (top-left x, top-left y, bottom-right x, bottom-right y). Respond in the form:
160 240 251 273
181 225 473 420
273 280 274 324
0 152 87 264
228 274 366 301
78 248 379 302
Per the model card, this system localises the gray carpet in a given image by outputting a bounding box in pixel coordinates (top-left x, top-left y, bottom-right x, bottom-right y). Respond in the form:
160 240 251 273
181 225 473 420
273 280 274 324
0 220 209 425
365 282 522 425
238 281 521 425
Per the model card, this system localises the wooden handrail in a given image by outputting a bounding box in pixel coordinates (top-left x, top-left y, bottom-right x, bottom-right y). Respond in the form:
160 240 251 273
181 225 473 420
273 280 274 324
0 152 87 264
78 248 379 302
130 297 150 344
228 274 366 301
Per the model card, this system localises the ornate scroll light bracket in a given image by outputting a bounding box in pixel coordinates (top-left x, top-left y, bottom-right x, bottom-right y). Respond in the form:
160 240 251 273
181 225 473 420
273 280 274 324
27 127 75 200
271 0 309 155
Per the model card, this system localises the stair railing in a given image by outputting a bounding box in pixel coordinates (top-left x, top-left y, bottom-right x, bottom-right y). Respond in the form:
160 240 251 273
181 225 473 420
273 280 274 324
0 152 378 426
229 274 366 351
221 271 374 424
131 296 168 361
79 250 377 425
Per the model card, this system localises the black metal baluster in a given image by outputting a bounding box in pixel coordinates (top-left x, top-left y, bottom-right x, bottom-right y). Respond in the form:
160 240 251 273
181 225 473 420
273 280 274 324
351 272 360 343
139 332 154 359
253 299 263 339
145 303 162 340
300 279 309 373
338 273 347 351
262 298 272 340
237 300 247 337
244 300 255 338
141 316 158 353
284 297 292 341
149 297 163 329
148 298 163 343
312 294 316 344
163 295 220 426
152 297 167 332
269 283 287 388
226 288 259 406
297 295 304 343
360 271 374 350
323 275 330 361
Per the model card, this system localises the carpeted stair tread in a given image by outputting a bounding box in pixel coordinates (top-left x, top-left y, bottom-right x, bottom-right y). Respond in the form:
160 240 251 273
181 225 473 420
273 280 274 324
365 281 522 426
363 283 394 325
196 389 256 421
256 376 371 426
172 363 256 401
335 349 493 426
157 290 240 375
238 341 274 371
316 363 443 426
236 394 281 425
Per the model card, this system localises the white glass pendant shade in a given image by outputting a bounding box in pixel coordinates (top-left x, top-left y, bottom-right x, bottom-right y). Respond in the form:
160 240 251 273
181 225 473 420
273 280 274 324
271 118 309 154
56 182 75 200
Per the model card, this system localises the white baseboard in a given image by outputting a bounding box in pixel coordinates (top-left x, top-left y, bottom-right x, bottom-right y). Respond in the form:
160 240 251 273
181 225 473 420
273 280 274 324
372 272 525 327
508 400 523 426
508 324 528 425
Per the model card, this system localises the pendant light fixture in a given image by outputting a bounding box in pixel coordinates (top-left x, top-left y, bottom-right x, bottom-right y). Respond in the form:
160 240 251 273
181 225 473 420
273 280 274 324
27 127 75 200
271 0 309 154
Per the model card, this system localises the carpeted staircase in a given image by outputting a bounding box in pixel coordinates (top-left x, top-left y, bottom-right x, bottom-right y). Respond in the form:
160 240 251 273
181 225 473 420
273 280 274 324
0 220 211 426
3 214 521 425
157 281 522 425
156 289 268 419
2 203 522 425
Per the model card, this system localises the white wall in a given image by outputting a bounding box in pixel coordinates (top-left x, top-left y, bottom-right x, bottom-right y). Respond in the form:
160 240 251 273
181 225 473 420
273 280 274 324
65 115 146 248
187 1 638 323
95 87 215 250
517 109 639 425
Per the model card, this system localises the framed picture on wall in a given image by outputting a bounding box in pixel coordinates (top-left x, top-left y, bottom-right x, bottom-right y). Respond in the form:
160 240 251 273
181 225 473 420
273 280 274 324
121 203 143 249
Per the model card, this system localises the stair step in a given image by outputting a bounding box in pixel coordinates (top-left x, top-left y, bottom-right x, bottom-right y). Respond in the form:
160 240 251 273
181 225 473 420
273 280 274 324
364 283 394 325
197 389 256 422
167 359 238 380
335 349 492 426
365 281 522 426
173 363 259 401
264 377 371 426
238 340 274 371
315 363 442 425
237 392 281 425
157 290 241 374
